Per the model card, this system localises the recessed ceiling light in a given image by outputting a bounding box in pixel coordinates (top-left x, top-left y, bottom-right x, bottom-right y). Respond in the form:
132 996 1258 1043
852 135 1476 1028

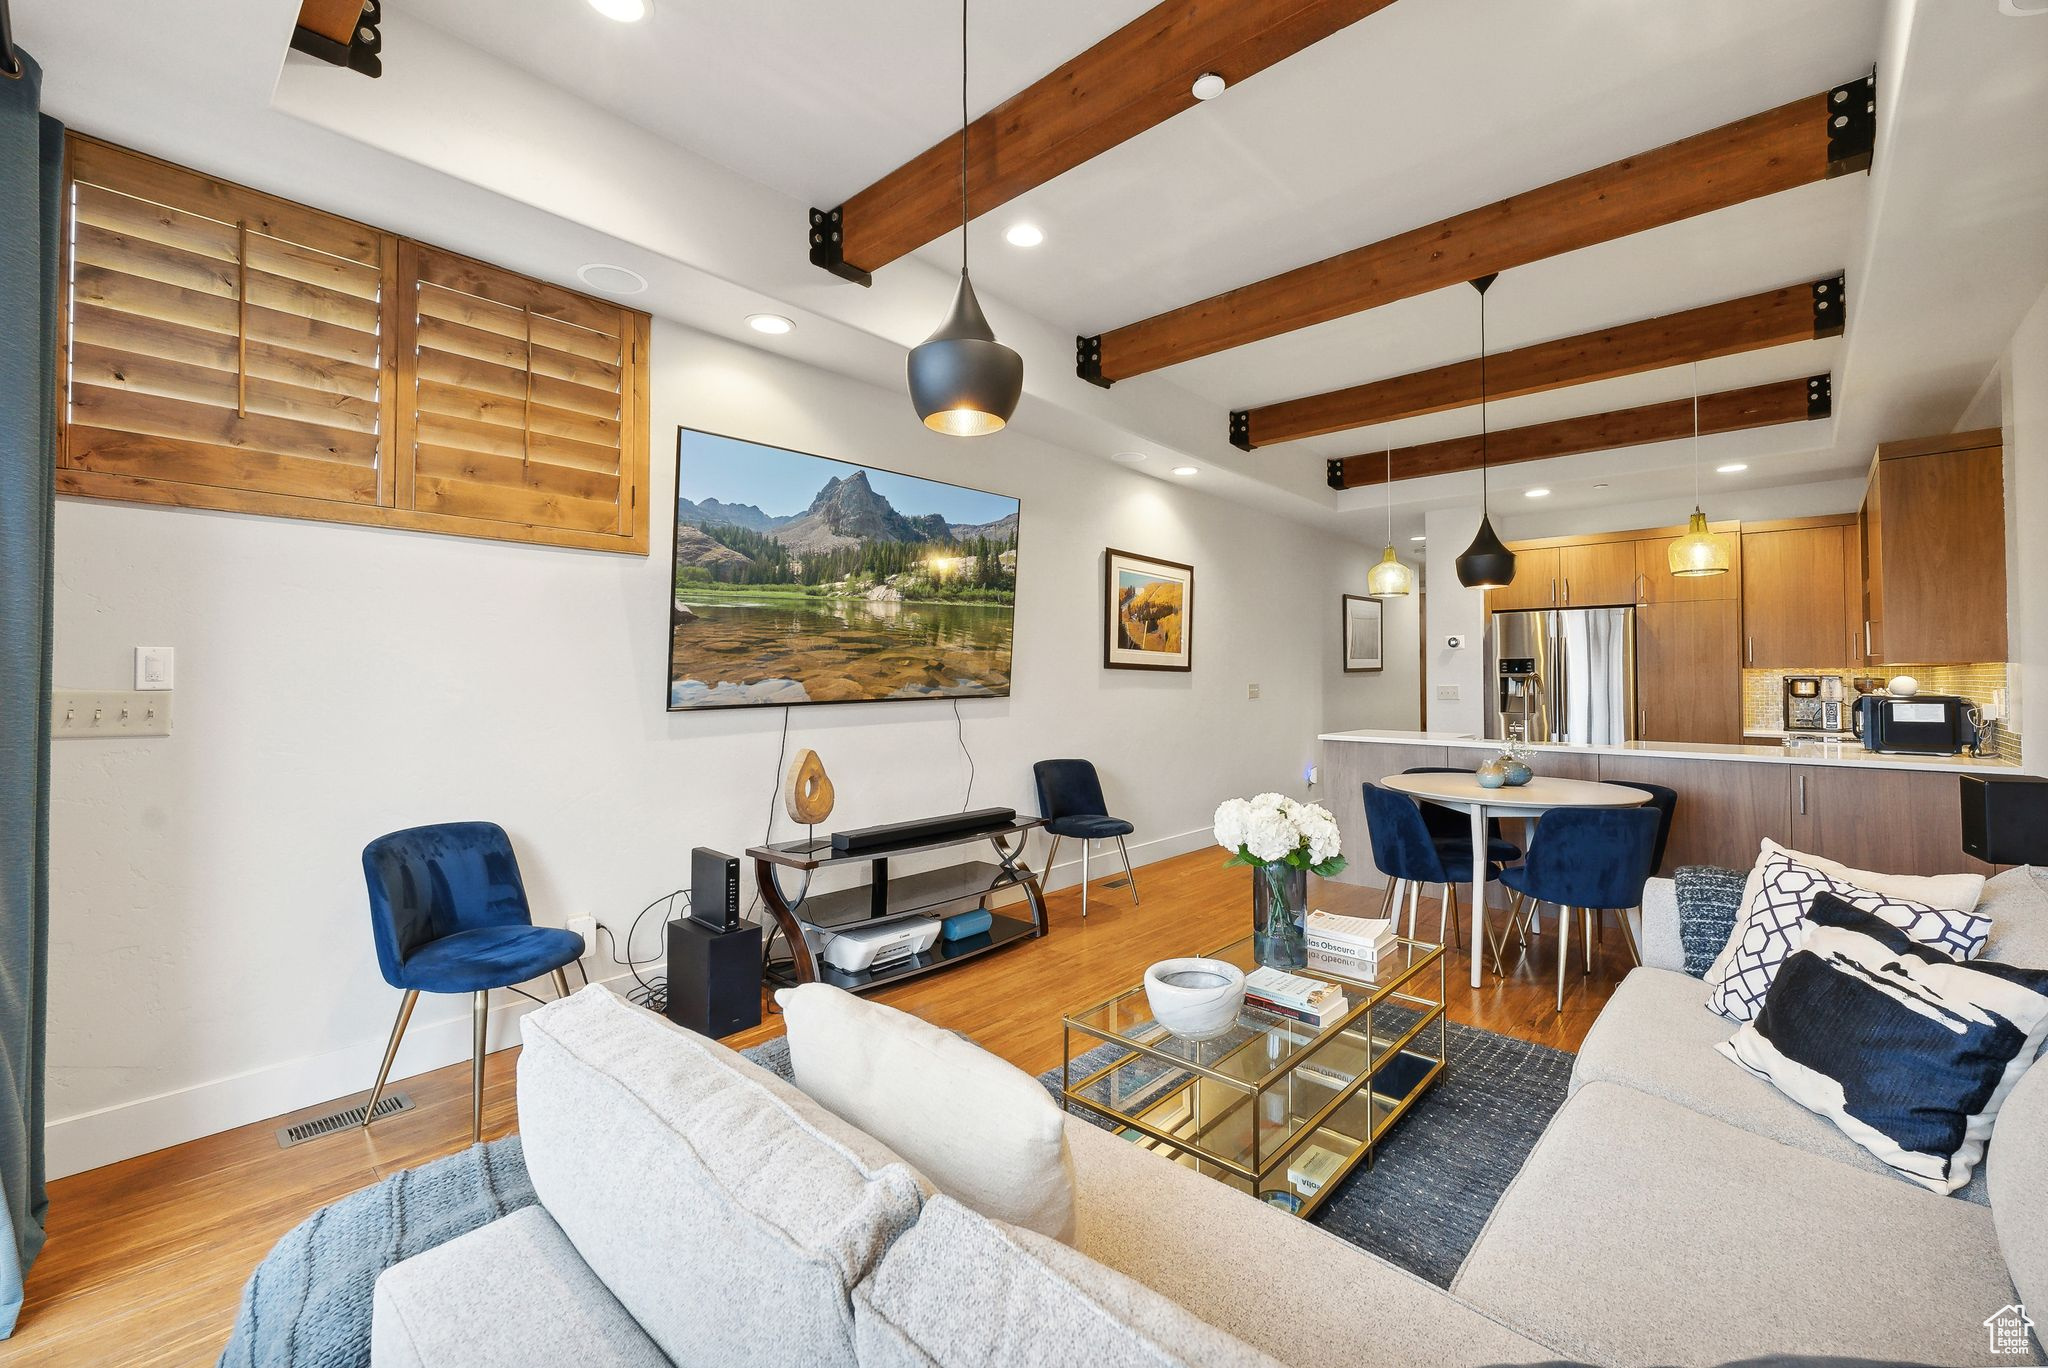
576 263 647 295
1171 465 1199 477
1111 451 1147 465
1191 72 1227 100
1593 482 1609 490
746 313 795 336
1003 223 1044 248
1409 535 1426 542
1524 488 1551 498
1716 462 1749 474
588 0 647 20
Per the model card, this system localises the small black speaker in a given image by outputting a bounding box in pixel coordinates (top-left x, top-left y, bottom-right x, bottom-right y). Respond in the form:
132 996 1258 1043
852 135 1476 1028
665 916 762 1039
690 846 741 931
1960 774 2048 865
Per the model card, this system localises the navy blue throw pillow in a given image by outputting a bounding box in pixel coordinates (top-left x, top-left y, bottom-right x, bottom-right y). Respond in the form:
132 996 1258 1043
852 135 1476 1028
1673 864 1746 979
1718 892 2048 1194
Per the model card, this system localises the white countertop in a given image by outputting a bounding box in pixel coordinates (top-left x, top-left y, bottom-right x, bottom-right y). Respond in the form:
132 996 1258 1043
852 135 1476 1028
1316 728 2022 774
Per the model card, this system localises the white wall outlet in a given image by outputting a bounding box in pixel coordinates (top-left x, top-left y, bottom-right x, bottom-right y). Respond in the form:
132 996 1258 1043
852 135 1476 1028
1436 684 1461 702
1247 683 1260 700
53 690 172 738
1305 764 1319 786
566 915 597 958
134 646 174 690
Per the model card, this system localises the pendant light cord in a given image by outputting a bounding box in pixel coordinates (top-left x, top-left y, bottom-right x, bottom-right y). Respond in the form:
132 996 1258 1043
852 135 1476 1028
958 0 969 273
1385 448 1394 542
1692 359 1702 504
1478 285 1490 508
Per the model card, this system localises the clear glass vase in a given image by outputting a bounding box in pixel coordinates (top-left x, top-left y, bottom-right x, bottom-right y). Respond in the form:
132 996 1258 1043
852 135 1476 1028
1252 863 1308 969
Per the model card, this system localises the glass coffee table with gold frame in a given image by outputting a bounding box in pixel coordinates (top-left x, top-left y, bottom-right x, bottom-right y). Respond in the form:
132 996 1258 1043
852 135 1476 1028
1061 935 1447 1218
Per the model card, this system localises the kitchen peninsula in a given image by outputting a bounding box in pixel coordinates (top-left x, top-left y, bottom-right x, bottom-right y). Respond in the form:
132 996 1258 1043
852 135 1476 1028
1319 729 2019 886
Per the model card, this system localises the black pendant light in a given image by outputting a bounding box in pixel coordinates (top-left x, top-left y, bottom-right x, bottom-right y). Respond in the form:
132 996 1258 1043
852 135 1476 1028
1455 273 1517 590
906 0 1022 436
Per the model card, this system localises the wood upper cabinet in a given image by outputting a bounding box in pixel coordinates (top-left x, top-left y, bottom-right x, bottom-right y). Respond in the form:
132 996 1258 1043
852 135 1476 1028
1634 526 1741 604
1487 546 1559 612
1861 431 2006 665
1558 540 1639 607
1740 521 1856 668
1637 600 1743 745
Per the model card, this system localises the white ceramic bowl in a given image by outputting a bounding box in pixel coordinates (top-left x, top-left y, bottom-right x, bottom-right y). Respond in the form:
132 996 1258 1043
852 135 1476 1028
1143 958 1247 1041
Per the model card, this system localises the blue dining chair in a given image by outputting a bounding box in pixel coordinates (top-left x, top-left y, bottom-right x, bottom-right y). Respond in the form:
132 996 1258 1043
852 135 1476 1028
1362 782 1507 972
1401 767 1524 866
1034 759 1138 919
1601 781 1677 963
360 822 585 1141
1499 807 1661 1011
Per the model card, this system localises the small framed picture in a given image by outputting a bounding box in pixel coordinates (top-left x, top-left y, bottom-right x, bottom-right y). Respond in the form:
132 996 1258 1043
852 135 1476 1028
1342 594 1383 673
1104 548 1193 671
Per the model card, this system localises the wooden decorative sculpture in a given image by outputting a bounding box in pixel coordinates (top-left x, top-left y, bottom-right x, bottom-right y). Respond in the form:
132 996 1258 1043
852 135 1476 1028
783 748 836 827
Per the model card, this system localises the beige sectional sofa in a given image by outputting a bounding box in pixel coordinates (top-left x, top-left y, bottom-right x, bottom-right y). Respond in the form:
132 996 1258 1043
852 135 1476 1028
371 869 2048 1368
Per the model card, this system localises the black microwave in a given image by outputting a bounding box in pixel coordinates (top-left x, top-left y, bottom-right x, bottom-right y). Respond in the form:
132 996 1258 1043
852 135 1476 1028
1853 694 1977 755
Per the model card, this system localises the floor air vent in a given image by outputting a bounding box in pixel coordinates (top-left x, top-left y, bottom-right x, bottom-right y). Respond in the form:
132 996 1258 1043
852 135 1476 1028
276 1091 415 1149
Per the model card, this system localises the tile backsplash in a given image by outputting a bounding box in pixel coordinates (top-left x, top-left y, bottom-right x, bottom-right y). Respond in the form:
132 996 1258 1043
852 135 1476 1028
1740 663 2020 761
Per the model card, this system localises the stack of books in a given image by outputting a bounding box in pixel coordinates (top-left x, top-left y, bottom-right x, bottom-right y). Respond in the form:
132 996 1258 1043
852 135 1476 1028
1304 910 1398 977
1243 966 1348 1029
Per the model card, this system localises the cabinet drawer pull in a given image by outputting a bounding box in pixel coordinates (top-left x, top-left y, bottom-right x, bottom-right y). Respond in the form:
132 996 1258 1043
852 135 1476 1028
1747 636 1755 666
1550 577 1557 605
1563 577 1571 604
1798 774 1808 815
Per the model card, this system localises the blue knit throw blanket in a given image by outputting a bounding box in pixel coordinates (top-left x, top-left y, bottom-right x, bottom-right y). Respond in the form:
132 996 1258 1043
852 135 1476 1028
216 1137 534 1368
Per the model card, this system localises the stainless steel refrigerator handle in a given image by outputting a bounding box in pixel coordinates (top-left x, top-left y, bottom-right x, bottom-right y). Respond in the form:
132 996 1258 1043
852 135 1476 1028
1555 622 1569 743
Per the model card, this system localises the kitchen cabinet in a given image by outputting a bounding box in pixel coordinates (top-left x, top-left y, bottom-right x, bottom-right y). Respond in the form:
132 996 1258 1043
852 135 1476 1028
1593 755 1790 877
1788 764 1999 877
1740 521 1856 668
1558 540 1639 607
1486 546 1559 612
1634 526 1740 604
1636 601 1743 745
1861 431 2006 665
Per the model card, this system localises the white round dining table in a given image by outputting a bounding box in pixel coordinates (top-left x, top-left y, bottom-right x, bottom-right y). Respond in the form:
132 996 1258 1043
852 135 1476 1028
1380 771 1651 988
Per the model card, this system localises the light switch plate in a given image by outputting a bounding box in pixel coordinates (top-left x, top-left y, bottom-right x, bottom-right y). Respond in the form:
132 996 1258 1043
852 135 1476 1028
135 646 174 690
1435 685 1461 701
54 690 173 738
1247 683 1261 700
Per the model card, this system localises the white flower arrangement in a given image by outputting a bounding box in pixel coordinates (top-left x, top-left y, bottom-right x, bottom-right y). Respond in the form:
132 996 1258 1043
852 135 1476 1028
1213 792 1347 876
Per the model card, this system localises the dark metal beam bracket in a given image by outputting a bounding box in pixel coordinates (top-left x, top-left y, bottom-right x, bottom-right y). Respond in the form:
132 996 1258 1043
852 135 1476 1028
1326 458 1347 491
1229 410 1252 450
1825 72 1876 177
1811 274 1847 338
808 206 872 287
289 0 382 79
1076 335 1109 388
1807 374 1833 419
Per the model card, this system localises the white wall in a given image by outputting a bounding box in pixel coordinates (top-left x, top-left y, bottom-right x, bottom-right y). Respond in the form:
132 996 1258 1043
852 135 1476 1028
2000 285 2048 765
44 320 1404 1178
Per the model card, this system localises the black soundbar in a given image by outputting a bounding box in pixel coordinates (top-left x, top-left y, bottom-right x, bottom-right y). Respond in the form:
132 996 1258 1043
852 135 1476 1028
831 807 1018 854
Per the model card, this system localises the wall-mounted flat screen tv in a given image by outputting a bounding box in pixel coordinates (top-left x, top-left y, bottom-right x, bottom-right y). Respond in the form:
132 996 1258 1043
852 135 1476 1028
667 428 1020 710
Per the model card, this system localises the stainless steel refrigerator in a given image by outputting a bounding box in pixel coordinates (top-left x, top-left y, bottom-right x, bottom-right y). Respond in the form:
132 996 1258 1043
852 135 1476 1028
1485 607 1638 745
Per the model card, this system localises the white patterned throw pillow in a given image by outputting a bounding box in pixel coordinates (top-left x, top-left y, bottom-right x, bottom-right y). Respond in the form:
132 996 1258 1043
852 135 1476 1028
1705 847 1992 1022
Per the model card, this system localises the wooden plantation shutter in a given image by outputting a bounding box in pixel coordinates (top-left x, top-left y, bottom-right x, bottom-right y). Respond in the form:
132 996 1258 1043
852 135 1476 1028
55 135 650 554
399 243 646 542
60 137 396 509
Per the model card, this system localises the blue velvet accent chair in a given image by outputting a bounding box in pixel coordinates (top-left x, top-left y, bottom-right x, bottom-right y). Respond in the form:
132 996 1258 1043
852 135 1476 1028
1400 767 1524 866
1362 782 1506 969
360 822 584 1141
1499 806 1661 1011
1033 759 1138 919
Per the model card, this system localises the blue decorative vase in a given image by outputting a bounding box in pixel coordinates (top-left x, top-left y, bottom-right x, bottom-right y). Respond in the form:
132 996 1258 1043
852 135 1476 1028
1475 759 1509 789
1502 757 1533 786
1252 864 1308 969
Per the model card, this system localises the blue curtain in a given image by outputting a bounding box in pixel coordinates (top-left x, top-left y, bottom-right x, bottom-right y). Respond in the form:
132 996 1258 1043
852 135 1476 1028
0 48 59 1340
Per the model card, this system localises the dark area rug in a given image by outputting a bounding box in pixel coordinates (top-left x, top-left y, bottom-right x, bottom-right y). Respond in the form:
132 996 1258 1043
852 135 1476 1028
1040 1019 1575 1288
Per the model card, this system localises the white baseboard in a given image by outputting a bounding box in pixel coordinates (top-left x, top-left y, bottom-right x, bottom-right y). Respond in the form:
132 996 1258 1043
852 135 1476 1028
44 964 640 1181
1034 825 1210 891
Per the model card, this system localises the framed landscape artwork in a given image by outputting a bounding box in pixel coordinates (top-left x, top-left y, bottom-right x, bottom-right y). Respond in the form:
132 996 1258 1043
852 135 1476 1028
1104 548 1193 671
667 428 1020 710
1342 593 1384 673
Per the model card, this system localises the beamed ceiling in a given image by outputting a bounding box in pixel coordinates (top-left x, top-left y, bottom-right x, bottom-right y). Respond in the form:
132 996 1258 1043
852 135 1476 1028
383 0 2043 533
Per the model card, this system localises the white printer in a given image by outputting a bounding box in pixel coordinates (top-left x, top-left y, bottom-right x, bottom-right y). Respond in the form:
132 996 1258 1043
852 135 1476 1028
816 918 941 974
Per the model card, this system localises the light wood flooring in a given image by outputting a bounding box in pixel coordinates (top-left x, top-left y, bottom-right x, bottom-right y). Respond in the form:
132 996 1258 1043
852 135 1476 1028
11 849 1635 1366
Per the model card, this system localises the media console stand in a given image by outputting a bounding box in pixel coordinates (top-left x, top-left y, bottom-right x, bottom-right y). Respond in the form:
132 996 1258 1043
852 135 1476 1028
750 816 1048 995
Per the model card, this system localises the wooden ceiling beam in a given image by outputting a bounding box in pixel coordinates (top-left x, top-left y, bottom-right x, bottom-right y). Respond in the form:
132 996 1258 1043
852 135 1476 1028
1233 275 1843 449
1326 375 1830 490
1083 74 1875 384
810 0 1399 285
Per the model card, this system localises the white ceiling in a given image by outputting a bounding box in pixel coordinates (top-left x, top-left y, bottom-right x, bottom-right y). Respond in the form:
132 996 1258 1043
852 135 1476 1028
23 0 2048 546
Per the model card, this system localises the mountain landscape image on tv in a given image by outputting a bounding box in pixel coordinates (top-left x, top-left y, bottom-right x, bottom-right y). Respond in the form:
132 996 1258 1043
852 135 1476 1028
667 428 1020 710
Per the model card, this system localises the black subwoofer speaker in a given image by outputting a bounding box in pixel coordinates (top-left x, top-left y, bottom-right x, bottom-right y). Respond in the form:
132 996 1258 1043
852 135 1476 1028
1960 774 2048 865
664 917 763 1039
